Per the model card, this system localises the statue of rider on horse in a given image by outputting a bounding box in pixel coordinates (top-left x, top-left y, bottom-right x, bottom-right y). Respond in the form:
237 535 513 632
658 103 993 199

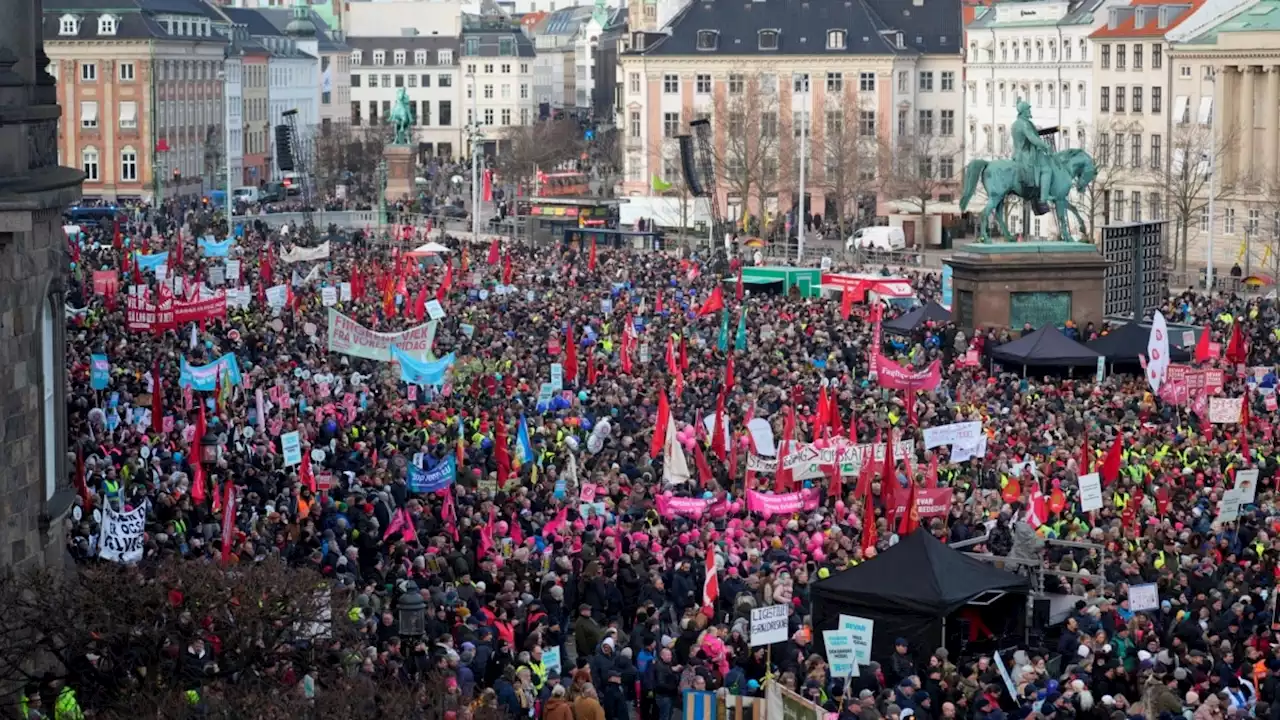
959 100 1098 243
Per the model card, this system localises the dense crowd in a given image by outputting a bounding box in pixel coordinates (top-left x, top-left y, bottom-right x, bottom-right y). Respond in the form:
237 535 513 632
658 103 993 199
42 198 1280 720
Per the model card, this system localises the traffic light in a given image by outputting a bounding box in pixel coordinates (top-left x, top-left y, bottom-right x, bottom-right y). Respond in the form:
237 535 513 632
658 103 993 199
172 168 180 180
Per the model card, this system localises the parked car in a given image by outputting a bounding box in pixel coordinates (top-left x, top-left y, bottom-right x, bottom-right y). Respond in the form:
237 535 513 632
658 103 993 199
846 226 906 252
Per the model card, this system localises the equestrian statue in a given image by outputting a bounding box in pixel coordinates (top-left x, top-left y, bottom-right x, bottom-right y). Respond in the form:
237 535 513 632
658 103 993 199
390 88 414 146
959 100 1098 243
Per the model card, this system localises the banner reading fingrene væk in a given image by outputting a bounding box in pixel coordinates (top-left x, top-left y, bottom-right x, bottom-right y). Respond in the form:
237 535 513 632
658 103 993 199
327 308 438 362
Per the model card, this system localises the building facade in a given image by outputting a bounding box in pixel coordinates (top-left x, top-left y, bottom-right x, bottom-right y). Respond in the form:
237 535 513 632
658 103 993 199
462 12 539 154
45 0 228 202
348 36 462 159
1168 0 1280 273
242 47 271 184
618 0 966 244
0 0 83 568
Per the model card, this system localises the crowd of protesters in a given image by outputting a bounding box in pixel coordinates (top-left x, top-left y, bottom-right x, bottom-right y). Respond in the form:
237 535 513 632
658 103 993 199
47 195 1280 720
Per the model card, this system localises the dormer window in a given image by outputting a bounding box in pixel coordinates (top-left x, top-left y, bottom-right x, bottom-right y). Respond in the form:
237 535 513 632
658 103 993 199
415 50 427 64
696 30 718 50
826 29 846 49
351 50 362 65
59 14 80 35
98 14 117 35
758 29 779 50
373 50 385 65
394 49 406 65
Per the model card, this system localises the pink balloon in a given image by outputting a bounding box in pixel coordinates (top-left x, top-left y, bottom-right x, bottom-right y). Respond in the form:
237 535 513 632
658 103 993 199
812 548 826 563
738 435 751 448
681 436 697 450
836 500 846 514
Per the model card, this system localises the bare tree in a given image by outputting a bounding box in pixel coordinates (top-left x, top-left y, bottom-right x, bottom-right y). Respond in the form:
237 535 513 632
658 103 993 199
650 134 698 235
1144 117 1239 273
495 119 587 191
1076 119 1136 241
1240 185 1280 279
711 74 784 236
313 124 394 201
819 89 881 239
881 129 962 241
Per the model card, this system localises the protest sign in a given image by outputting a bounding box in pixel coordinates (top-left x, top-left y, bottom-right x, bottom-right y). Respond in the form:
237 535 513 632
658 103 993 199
327 309 439 362
1078 473 1103 512
922 421 982 449
460 323 475 338
226 259 241 282
1128 583 1159 612
822 630 859 678
90 354 111 390
746 454 777 473
580 483 597 503
98 502 146 564
407 456 457 493
1209 397 1242 424
266 284 288 309
1216 487 1250 524
994 651 1018 698
322 287 337 306
425 299 446 320
93 270 119 296
871 353 943 391
950 435 988 463
749 604 790 646
340 282 352 301
837 615 875 665
1234 468 1259 503
280 431 302 466
543 647 562 676
280 241 331 264
837 439 915 476
550 363 564 391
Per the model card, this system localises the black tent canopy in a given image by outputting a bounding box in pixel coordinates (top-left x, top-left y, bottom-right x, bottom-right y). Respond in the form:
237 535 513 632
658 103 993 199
811 532 1029 661
990 326 1100 367
1085 322 1192 364
884 301 952 334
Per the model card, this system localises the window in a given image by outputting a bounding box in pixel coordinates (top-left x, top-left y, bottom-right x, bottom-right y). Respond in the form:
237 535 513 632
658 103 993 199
1116 44 1126 70
373 50 385 65
420 100 430 125
1130 191 1142 221
998 125 1008 154
1247 208 1261 238
1101 44 1110 69
80 62 97 82
413 50 426 65
758 29 779 50
439 74 452 88
81 146 99 180
919 71 934 92
1133 43 1143 69
631 72 642 93
119 101 137 129
1099 86 1109 112
120 147 137 181
501 84 510 99
663 74 678 93
940 109 955 136
1152 44 1162 69
1151 87 1162 114
1079 82 1087 108
1132 86 1142 113
940 156 955 179
40 294 55 502
761 111 778 137
999 83 1007 105
1131 134 1142 168
499 37 515 56
394 50 406 65
1114 134 1124 166
502 108 511 125
1180 64 1191 78
1113 192 1125 222
520 84 528 99
941 71 955 91
440 101 452 126
1225 207 1236 234
1036 40 1044 61
484 84 494 99
1064 40 1072 61
118 62 135 81
1098 133 1110 165
827 29 846 49
438 50 453 65
1014 42 1020 62
917 109 934 135
918 156 933 179
369 74 378 88
1000 41 1008 61
407 74 417 88
382 74 391 87
465 37 479 55
794 73 809 93
630 111 641 138
792 110 809 138
1035 83 1043 106
80 101 98 129
395 74 405 88
1114 85 1125 112
1150 134 1162 169
663 112 680 137
859 110 875 136
60 14 79 35
859 72 875 92
483 108 494 125
1150 193 1162 220
696 30 718 50
827 73 843 92
696 74 711 94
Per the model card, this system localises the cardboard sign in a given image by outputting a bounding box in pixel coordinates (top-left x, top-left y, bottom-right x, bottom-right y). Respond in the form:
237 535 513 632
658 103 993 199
1078 472 1103 512
749 605 790 647
1209 397 1242 424
425 299 446 320
837 615 875 666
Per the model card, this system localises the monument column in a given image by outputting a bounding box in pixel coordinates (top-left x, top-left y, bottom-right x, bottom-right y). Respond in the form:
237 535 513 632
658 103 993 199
1220 67 1237 181
1266 66 1280 187
1241 66 1257 185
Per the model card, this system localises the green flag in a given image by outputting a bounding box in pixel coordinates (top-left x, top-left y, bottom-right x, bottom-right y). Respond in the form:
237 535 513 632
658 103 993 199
735 307 749 351
717 308 729 352
652 175 673 193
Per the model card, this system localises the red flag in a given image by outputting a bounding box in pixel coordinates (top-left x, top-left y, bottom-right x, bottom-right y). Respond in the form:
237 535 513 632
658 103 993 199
478 507 496 558
351 266 364 300
775 406 796 492
860 483 878 555
113 219 123 250
441 488 459 541
1195 323 1212 363
586 351 598 386
905 389 918 426
697 286 725 316
828 392 844 437
649 392 671 459
510 513 524 545
693 441 714 488
724 353 735 391
702 542 719 615
151 361 164 434
75 446 91 511
925 454 939 489
665 336 678 376
436 261 453 305
735 268 744 302
191 404 208 505
495 413 511 488
542 506 568 537
1100 432 1123 486
1080 435 1092 474
413 285 428 322
1226 321 1248 365
565 324 578 384
898 479 920 536
655 290 664 314
814 386 830 440
502 252 514 284
131 252 142 285
588 237 597 271
840 288 854 320
173 229 184 266
679 337 689 372
711 390 727 462
487 236 501 265
881 430 897 516
219 482 236 565
1241 397 1252 465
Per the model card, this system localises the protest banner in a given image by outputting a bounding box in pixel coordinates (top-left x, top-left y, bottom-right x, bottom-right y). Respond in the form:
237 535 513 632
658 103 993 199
280 241 331 264
837 439 915 476
746 454 778 473
745 488 822 517
1078 473 1103 512
915 488 953 517
280 431 302 466
749 604 789 646
179 353 243 391
951 435 988 463
871 352 942 391
837 615 875 665
655 494 728 519
90 354 111 390
390 346 455 386
922 421 983 449
98 502 147 564
822 630 858 678
127 288 226 333
327 309 439 362
93 270 119 296
407 456 457 493
1208 397 1242 424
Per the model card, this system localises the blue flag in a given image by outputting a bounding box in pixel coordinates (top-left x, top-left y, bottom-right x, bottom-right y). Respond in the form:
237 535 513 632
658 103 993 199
407 456 457 493
179 353 243 391
390 345 455 386
198 236 235 257
517 415 535 466
90 354 110 390
134 251 169 271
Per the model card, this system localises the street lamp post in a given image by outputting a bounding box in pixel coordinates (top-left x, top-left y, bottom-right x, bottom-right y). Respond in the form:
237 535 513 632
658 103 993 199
468 73 482 243
1205 68 1219 293
218 67 234 236
797 76 808 264
377 158 388 236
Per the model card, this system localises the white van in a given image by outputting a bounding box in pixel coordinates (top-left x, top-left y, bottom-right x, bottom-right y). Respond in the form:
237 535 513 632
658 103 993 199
233 186 260 203
846 226 906 252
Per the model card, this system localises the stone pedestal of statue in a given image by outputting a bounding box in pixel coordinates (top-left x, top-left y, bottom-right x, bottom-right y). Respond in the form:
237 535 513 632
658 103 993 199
383 145 415 202
945 242 1107 331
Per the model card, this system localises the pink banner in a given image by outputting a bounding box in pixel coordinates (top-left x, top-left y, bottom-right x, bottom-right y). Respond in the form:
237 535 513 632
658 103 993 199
873 352 943 391
892 487 953 518
745 488 822 517
655 494 727 519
